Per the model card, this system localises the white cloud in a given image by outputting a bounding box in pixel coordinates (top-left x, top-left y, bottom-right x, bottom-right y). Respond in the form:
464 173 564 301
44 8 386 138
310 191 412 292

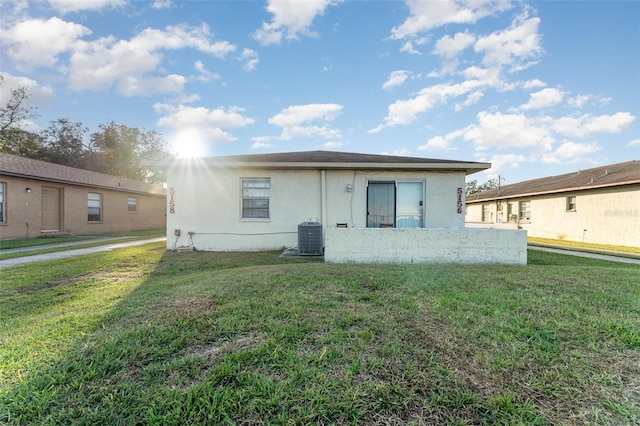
628 139 640 147
382 70 410 90
194 61 220 82
454 90 483 111
474 13 542 71
552 112 635 138
391 0 512 39
418 135 453 152
567 94 590 109
239 49 259 71
371 79 486 132
152 0 173 9
251 137 273 149
269 103 342 127
2 17 91 68
46 0 127 14
462 111 555 152
268 103 343 141
482 153 527 178
323 141 344 148
155 103 254 144
433 31 475 59
68 24 236 93
253 0 339 45
0 72 55 108
519 87 564 110
541 141 602 164
521 79 546 89
116 74 185 97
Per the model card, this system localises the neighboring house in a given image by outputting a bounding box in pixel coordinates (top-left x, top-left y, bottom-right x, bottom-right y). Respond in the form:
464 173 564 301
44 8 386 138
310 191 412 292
166 150 527 264
0 153 166 240
465 160 640 248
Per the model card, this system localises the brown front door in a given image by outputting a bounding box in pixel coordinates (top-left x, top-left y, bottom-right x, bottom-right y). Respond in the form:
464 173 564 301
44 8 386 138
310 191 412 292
41 187 62 231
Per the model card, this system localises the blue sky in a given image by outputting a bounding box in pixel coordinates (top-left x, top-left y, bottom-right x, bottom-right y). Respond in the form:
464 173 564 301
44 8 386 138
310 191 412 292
1 0 638 183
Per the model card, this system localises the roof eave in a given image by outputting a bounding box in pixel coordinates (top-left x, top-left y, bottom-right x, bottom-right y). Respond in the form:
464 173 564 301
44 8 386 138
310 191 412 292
184 159 491 173
465 179 640 203
0 171 166 196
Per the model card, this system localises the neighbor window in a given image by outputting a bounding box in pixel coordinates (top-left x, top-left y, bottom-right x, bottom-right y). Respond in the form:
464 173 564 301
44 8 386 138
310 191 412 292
482 204 492 222
519 201 531 223
242 178 270 219
367 181 424 228
128 196 138 213
566 196 576 211
88 192 102 222
0 182 5 223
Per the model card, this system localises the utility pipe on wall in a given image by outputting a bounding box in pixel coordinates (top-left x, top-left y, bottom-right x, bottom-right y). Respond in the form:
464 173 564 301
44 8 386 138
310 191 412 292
321 169 327 241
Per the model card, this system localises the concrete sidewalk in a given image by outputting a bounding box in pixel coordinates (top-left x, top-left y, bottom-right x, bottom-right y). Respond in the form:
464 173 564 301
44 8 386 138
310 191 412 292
528 245 640 265
0 237 166 268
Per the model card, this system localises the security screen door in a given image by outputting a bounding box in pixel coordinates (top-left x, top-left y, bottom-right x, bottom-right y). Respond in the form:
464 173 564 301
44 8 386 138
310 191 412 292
367 181 423 228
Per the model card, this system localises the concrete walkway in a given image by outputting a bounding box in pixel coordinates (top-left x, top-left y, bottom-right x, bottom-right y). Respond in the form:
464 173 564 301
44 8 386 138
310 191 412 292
2 237 638 267
528 245 640 265
0 237 166 268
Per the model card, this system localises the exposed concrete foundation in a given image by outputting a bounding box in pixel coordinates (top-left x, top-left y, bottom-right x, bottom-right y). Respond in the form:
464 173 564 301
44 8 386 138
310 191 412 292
325 228 527 265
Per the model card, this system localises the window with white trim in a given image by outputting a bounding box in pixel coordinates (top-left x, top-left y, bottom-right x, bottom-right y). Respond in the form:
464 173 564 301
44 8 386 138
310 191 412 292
128 197 138 213
88 192 102 222
0 182 5 223
566 196 576 211
242 178 270 219
519 201 531 223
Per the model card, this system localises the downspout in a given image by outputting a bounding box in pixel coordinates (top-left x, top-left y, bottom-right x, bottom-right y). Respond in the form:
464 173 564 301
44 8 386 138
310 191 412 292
321 169 327 243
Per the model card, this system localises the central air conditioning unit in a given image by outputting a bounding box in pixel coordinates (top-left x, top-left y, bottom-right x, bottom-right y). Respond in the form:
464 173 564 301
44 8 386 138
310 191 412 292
298 222 323 256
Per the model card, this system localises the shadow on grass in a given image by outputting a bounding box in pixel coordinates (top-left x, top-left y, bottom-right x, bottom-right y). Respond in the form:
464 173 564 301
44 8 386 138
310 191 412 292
1 246 638 425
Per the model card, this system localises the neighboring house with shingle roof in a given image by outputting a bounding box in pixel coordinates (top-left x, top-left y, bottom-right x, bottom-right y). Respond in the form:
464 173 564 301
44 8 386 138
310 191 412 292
0 153 166 240
465 160 640 248
166 150 527 264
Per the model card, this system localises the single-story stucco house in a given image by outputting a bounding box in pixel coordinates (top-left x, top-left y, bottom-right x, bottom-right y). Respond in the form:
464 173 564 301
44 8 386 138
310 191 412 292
465 160 639 248
0 152 166 240
166 150 527 264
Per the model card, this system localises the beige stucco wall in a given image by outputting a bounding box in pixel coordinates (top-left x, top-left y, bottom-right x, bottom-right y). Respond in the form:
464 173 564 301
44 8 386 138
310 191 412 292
166 165 468 251
465 185 640 248
325 228 527 264
0 175 166 240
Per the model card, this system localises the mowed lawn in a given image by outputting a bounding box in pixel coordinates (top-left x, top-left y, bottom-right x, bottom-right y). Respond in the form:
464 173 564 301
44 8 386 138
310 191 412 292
1 243 638 425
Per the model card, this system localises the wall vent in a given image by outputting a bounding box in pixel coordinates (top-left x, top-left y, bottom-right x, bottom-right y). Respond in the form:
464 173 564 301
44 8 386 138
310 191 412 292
298 222 323 256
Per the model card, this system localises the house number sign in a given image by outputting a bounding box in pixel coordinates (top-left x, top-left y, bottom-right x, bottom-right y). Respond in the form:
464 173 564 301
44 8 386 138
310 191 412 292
169 188 176 214
457 187 463 214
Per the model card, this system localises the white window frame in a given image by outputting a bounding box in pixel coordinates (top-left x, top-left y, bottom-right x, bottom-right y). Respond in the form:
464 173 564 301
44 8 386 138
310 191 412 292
519 200 531 223
566 196 576 212
88 192 103 222
241 178 270 220
128 196 139 213
0 182 6 224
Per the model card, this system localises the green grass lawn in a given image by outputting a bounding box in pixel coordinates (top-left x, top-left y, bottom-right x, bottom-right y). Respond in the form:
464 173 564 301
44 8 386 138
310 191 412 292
1 244 638 425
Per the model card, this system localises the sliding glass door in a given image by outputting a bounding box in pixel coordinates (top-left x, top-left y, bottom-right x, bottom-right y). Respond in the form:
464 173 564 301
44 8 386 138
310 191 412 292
367 181 423 228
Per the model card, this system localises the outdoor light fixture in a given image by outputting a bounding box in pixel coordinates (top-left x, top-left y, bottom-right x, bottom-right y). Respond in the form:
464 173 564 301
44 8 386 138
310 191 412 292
346 184 352 192
26 187 31 193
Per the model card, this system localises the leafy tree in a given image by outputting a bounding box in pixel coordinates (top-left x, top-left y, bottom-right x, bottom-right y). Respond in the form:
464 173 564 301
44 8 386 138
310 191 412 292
0 127 46 158
0 75 38 132
90 121 169 184
466 178 501 195
40 118 91 169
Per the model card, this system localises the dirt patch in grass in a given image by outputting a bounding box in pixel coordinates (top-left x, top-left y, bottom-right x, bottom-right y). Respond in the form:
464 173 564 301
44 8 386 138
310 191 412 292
186 332 267 359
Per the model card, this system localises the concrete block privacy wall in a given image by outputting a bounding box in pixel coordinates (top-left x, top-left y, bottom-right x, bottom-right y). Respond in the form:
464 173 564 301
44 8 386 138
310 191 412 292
324 228 527 265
